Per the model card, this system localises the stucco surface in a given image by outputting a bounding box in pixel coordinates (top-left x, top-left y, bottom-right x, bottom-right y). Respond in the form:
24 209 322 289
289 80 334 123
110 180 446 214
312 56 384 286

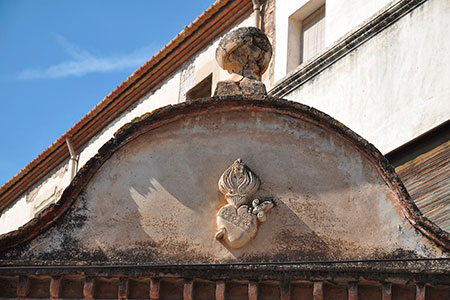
284 0 450 154
274 0 392 80
5 104 444 264
0 195 31 235
325 0 392 45
0 161 69 235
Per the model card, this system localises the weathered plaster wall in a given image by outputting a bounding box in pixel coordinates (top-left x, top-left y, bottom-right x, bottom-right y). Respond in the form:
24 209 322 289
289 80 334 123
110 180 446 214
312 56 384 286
5 109 445 264
0 195 31 235
2 0 448 242
283 0 450 154
0 161 70 235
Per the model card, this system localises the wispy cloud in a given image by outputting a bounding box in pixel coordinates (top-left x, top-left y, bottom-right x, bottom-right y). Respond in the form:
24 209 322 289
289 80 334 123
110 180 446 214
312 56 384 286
18 35 157 79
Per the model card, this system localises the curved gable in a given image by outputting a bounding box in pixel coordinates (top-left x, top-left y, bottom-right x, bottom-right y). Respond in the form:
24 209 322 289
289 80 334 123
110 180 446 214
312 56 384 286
0 97 448 264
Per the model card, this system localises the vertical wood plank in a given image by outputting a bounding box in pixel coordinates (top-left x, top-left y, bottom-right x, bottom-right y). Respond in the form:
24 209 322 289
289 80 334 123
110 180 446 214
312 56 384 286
49 277 62 299
280 280 291 300
416 284 426 300
119 277 129 300
83 277 94 300
382 283 392 300
150 278 160 300
248 281 258 300
184 279 194 300
313 281 324 300
348 282 358 300
17 275 29 298
216 281 225 300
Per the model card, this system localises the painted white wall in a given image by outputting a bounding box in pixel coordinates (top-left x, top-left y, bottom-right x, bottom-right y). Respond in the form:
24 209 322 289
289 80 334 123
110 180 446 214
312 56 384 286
325 0 393 45
0 195 33 235
275 0 319 80
0 160 70 235
284 0 450 154
274 0 394 81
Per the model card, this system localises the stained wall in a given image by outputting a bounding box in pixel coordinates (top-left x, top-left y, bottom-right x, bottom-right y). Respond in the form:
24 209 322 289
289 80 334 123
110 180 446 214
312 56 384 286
3 107 445 263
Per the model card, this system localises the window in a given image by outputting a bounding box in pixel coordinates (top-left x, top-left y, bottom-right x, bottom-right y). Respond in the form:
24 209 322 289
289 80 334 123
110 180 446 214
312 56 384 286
287 1 326 72
186 74 212 101
300 5 325 64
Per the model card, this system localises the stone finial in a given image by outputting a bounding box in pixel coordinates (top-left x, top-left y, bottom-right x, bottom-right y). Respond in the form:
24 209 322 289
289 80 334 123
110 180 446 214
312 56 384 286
216 27 272 79
214 27 272 97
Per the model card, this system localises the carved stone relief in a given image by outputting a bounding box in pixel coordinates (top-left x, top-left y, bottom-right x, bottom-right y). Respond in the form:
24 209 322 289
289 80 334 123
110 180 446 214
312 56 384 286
215 159 274 248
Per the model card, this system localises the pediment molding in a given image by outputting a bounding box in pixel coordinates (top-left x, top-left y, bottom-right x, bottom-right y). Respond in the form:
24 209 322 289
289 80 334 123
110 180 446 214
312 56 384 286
0 97 448 259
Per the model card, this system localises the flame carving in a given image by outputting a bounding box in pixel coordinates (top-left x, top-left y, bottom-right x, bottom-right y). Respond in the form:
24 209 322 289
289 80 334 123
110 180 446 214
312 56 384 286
218 158 260 207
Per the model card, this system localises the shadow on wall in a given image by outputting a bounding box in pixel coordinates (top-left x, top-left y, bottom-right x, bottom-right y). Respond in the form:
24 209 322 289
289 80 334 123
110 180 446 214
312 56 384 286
1 109 425 264
123 144 374 262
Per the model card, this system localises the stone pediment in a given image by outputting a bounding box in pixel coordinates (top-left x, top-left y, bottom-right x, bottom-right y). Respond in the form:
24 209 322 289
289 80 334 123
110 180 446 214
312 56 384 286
0 97 448 265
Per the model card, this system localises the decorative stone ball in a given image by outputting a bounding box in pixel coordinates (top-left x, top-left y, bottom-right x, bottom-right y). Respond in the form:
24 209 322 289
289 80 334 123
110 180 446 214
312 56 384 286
216 27 272 79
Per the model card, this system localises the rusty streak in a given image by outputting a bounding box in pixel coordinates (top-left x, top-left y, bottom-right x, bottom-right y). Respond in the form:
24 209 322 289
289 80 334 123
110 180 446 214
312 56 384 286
119 277 129 300
248 281 258 300
83 277 94 299
416 284 426 300
150 278 160 300
49 277 61 299
17 275 29 298
183 279 193 300
216 281 226 300
280 280 290 300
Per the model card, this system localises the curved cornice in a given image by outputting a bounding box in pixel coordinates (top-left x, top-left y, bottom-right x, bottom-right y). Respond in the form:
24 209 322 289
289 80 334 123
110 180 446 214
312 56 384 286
0 97 448 252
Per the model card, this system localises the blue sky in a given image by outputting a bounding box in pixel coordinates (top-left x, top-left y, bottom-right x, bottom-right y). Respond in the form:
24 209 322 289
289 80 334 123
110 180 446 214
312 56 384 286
0 0 213 186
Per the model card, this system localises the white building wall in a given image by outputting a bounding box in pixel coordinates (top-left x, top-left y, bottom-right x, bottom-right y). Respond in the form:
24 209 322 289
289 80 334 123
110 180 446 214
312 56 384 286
274 0 393 81
284 0 450 154
0 160 71 235
325 0 393 45
77 72 182 169
0 195 32 235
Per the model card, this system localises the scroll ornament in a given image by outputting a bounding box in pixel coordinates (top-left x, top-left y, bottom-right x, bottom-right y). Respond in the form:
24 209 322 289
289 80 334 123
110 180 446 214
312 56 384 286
215 159 274 248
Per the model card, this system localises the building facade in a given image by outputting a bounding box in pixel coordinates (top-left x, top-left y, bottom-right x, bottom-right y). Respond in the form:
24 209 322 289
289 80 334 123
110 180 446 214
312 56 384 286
0 0 449 235
0 0 449 298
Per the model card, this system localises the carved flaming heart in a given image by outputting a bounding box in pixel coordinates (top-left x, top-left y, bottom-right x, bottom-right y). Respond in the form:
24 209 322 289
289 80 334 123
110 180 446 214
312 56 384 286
216 205 258 248
215 159 274 248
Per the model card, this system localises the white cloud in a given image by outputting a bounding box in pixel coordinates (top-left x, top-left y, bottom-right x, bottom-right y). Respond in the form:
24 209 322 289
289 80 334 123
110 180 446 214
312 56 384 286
17 36 156 79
